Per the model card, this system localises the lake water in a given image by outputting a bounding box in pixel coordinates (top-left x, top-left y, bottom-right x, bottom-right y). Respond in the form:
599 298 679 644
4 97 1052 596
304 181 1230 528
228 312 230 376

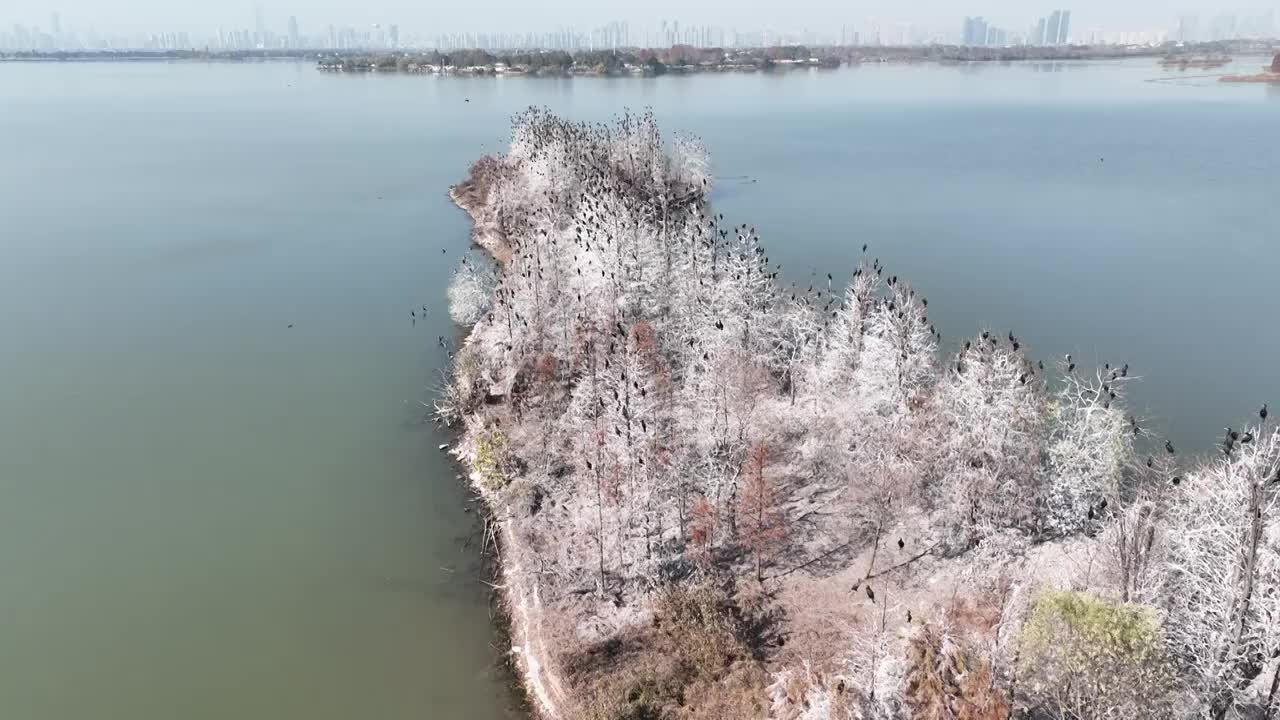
1 57 1277 719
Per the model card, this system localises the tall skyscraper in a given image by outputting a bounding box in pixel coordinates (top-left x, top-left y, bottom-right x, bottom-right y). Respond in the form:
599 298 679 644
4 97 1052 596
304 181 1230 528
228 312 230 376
254 2 265 46
1036 17 1047 45
1058 10 1071 44
287 15 298 48
963 16 989 46
1046 11 1061 46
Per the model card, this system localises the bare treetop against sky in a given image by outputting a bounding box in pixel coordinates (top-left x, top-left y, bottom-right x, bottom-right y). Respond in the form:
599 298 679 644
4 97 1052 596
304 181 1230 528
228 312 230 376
3 0 1254 36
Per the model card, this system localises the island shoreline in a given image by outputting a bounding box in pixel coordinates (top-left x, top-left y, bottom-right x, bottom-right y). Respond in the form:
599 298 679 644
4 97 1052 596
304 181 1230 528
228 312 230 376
448 176 567 720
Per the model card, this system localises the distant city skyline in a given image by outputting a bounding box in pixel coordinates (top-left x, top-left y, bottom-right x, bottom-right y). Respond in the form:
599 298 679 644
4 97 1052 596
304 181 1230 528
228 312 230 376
3 3 1277 51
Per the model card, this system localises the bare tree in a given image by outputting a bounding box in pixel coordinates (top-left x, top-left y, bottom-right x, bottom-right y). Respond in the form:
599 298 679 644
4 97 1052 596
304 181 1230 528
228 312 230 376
1163 424 1280 718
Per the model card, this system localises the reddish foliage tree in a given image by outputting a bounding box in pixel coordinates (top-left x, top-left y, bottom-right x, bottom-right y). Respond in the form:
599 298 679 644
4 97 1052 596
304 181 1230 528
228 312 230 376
689 495 717 562
737 442 787 583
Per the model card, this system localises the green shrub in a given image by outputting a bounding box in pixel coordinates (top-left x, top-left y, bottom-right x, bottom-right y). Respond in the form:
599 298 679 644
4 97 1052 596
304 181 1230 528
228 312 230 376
474 430 511 491
1017 590 1172 719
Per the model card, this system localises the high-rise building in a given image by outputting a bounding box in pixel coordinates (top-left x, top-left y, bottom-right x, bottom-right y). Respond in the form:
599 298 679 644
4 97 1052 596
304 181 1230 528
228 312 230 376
1036 18 1047 45
1058 10 1071 44
389 24 399 47
1045 11 1061 46
287 16 298 48
963 16 989 46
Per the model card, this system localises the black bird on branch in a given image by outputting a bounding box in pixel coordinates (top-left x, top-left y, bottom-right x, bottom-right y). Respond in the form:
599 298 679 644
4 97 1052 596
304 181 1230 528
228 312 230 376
1165 440 1176 455
865 585 875 603
897 538 904 550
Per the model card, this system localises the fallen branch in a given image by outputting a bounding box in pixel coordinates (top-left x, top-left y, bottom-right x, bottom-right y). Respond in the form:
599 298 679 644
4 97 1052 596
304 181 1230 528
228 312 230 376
864 540 940 581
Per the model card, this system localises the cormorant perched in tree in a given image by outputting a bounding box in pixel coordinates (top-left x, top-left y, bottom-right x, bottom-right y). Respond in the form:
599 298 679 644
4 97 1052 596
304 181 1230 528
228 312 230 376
1262 404 1269 422
1165 440 1176 454
907 610 912 623
865 585 875 603
897 538 904 550
1172 476 1182 486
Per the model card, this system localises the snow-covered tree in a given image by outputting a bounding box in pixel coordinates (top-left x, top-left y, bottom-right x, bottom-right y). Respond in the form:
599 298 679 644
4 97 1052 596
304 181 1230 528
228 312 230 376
447 252 497 325
1163 424 1280 718
935 333 1043 547
1041 361 1136 536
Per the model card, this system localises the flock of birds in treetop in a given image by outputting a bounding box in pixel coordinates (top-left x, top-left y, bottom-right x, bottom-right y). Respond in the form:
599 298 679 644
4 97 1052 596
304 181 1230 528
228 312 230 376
448 109 1280 536
553 130 1242 393
432 108 1280 717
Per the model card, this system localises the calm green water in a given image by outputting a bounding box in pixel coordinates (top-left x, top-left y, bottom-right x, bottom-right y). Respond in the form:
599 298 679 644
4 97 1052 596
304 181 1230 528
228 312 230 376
1 58 1277 719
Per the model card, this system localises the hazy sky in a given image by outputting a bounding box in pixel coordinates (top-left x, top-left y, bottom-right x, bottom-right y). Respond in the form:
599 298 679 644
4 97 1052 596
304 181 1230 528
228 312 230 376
5 0 1261 36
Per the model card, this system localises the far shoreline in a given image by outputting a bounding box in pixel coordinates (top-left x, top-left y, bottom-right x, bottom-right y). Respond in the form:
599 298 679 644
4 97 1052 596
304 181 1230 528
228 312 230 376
4 39 1277 75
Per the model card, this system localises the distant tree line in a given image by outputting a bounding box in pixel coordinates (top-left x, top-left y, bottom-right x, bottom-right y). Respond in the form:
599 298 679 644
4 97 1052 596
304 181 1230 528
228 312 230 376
6 39 1276 66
